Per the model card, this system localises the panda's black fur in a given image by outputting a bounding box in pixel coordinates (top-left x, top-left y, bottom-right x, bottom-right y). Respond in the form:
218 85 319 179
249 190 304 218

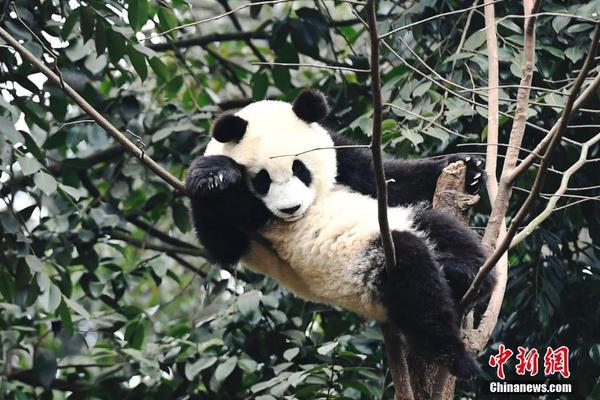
186 90 495 379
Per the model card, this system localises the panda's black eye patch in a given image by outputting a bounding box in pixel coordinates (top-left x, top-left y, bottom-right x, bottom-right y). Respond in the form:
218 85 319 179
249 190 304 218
292 160 312 186
252 169 271 195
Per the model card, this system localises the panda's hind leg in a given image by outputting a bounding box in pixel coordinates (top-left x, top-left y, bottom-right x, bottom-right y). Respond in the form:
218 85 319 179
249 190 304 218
378 230 478 378
414 208 495 306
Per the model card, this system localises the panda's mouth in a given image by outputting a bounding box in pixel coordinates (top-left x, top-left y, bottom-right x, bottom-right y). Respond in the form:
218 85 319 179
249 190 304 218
281 213 304 222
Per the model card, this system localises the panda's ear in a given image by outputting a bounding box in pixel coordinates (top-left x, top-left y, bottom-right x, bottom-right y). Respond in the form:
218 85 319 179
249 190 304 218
211 114 248 143
292 89 329 123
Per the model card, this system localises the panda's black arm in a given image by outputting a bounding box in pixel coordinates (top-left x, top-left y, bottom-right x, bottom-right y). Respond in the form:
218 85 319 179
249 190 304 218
186 155 272 265
331 133 457 206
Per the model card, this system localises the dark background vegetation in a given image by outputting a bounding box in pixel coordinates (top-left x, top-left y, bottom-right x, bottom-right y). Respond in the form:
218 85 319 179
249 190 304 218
0 0 599 398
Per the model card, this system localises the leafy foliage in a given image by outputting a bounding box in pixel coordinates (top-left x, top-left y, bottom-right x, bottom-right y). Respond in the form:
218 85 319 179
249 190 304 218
0 0 599 398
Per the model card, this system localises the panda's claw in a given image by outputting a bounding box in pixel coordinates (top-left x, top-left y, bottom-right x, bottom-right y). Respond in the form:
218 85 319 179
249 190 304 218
185 155 244 196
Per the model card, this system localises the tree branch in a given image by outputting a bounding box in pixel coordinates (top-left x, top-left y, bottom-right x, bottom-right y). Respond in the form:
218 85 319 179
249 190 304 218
480 0 541 251
0 27 185 193
148 31 268 51
365 1 409 398
460 19 600 310
109 230 206 257
366 0 396 274
460 0 509 360
511 131 600 246
125 215 198 250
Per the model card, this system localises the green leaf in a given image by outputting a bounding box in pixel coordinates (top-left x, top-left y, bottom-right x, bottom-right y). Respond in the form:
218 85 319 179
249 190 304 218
272 66 290 92
157 7 178 35
107 30 127 64
128 0 149 32
56 300 74 336
381 119 397 131
40 283 62 313
185 356 218 380
565 47 584 63
16 155 42 176
237 290 261 316
0 212 19 234
80 7 96 43
33 348 57 389
172 201 191 233
552 16 571 33
317 341 338 355
498 19 522 33
128 44 148 81
0 270 16 301
149 57 171 82
590 344 600 365
401 129 424 146
238 358 258 373
34 171 57 195
152 126 173 142
413 81 432 98
62 295 91 319
283 347 299 361
214 356 238 382
95 20 107 55
252 72 269 100
59 183 86 201
463 30 486 51
0 115 22 143
25 255 43 273
125 319 146 349
61 13 79 40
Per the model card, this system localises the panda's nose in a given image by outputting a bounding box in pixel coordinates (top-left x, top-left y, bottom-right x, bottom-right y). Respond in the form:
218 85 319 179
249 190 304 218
280 204 301 214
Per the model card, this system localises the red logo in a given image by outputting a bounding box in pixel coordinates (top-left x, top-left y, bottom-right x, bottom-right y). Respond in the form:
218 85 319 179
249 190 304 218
516 347 539 376
543 346 570 378
488 345 570 379
489 344 513 380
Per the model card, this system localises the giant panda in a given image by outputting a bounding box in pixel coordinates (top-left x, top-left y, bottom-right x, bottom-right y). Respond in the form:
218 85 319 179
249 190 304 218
185 89 495 378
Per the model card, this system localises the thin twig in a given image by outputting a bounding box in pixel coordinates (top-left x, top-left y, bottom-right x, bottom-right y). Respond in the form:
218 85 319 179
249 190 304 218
269 144 370 159
385 103 469 138
251 61 369 73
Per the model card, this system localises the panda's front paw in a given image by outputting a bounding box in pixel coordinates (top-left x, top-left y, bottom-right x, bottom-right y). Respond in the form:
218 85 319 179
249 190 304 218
447 155 485 195
185 156 242 197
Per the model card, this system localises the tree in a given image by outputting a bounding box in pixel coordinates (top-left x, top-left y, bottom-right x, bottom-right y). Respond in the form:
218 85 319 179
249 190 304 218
1 1 599 399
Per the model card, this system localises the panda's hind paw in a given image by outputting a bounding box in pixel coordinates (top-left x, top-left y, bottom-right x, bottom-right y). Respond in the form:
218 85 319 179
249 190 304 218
447 155 485 195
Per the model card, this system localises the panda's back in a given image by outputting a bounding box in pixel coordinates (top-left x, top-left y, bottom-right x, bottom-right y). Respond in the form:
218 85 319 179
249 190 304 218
260 185 420 320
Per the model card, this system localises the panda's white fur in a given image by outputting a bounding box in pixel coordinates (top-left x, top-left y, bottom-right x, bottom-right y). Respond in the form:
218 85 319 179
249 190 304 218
205 99 423 321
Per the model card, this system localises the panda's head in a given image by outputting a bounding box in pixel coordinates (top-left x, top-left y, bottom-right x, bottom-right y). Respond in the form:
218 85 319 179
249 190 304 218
204 90 336 222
